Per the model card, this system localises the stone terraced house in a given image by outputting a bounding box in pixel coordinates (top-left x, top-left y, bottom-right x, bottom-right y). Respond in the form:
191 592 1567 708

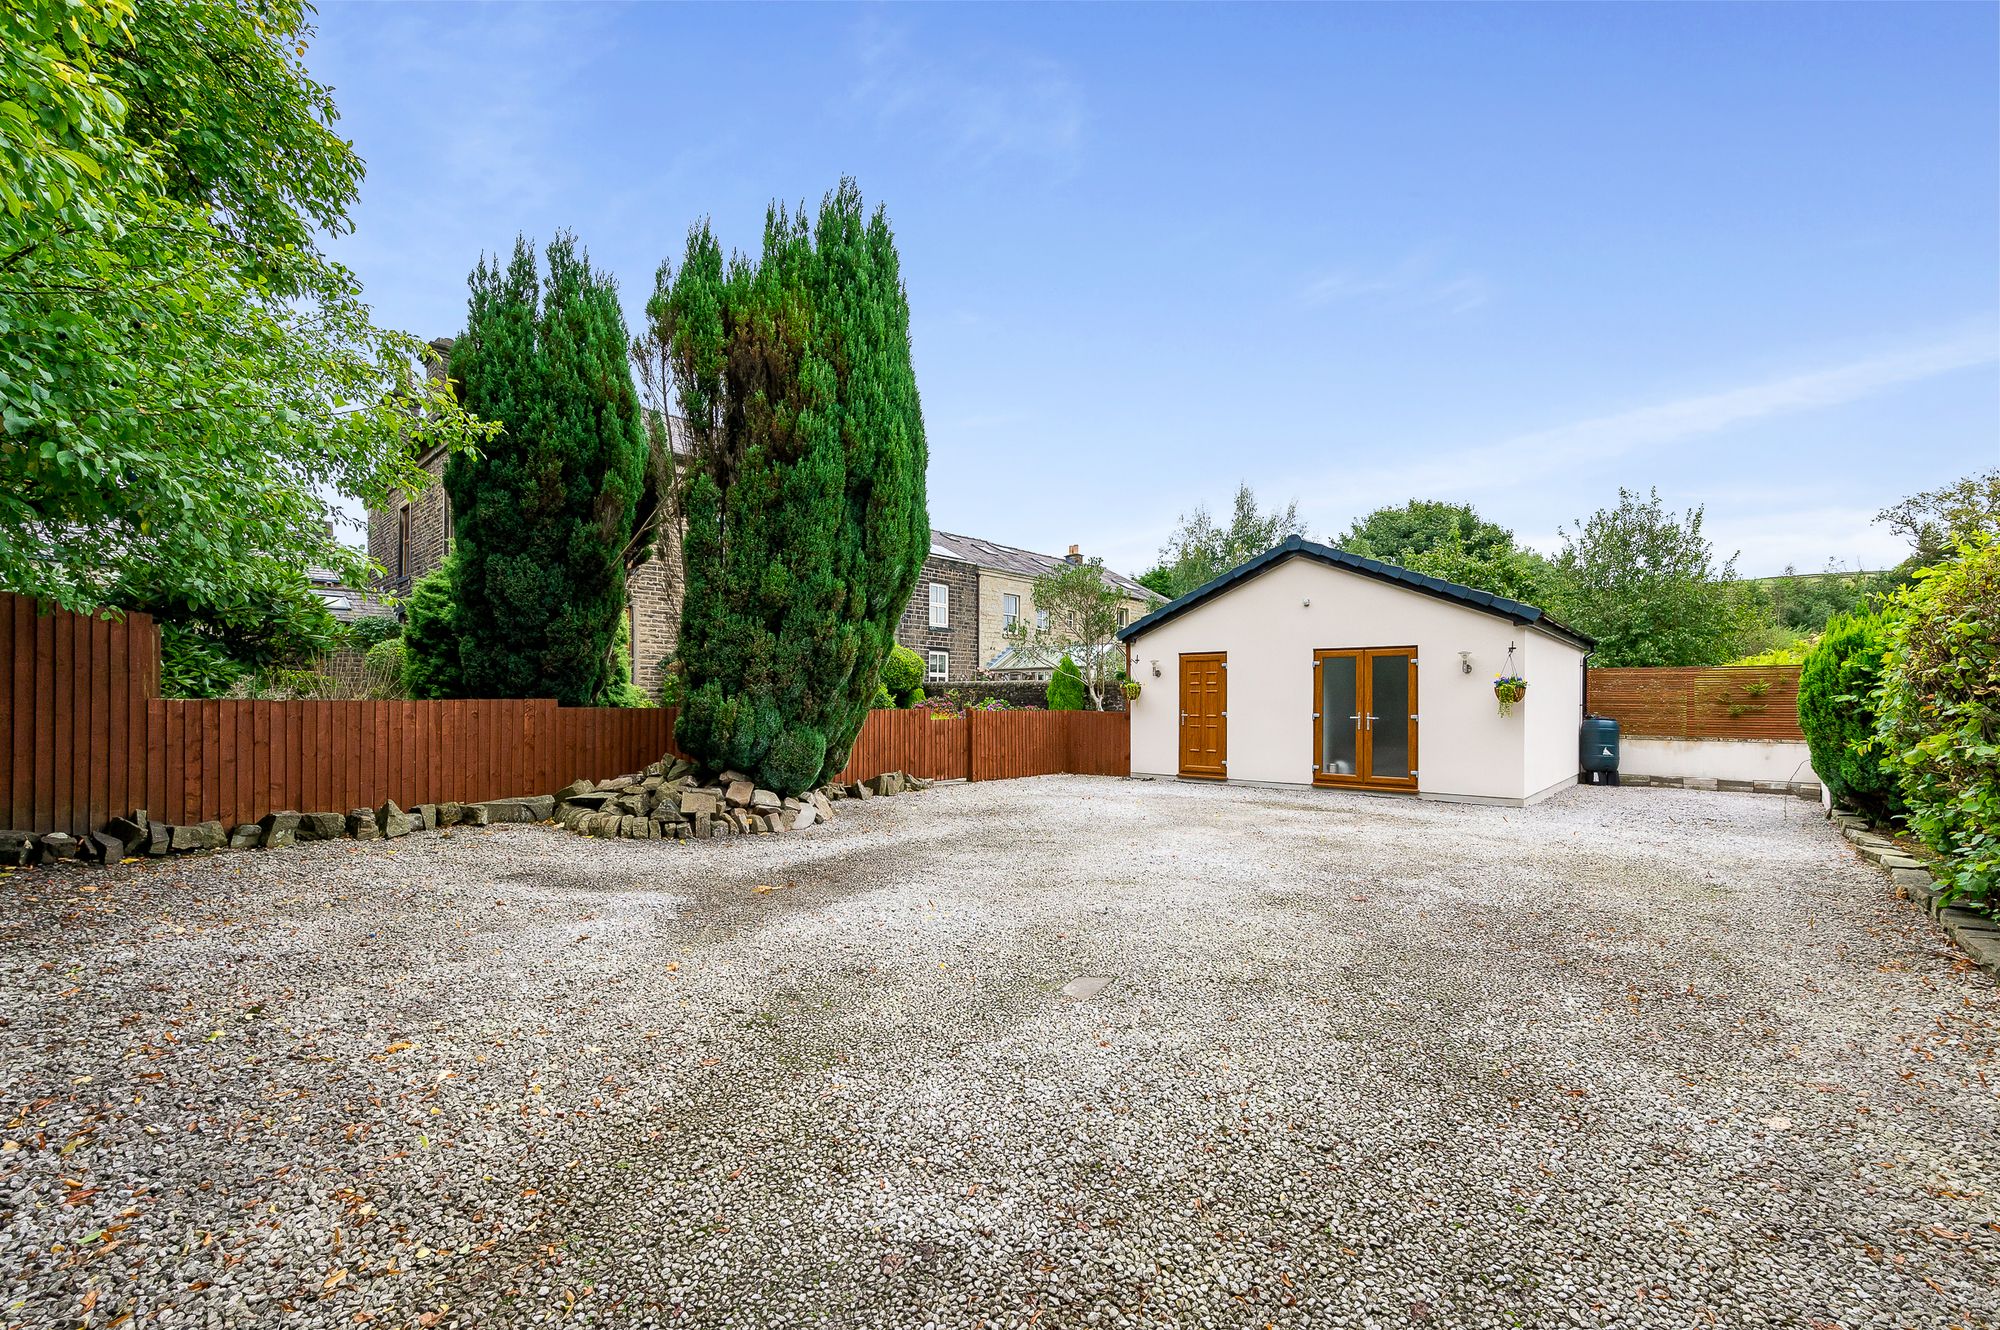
896 531 1163 685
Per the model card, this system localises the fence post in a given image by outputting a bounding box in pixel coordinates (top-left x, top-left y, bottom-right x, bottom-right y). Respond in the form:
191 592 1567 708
966 707 979 782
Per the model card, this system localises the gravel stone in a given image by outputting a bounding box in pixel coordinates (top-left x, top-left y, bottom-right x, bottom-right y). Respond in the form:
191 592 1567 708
1 780 1994 1328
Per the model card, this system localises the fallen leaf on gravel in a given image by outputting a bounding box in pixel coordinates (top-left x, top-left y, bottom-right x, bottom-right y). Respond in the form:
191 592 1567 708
323 1268 348 1289
383 1041 414 1055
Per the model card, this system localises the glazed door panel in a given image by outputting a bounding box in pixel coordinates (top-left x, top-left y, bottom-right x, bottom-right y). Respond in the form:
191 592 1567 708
1312 648 1418 790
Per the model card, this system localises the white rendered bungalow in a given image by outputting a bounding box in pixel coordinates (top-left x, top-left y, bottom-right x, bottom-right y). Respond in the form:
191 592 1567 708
1115 536 1594 806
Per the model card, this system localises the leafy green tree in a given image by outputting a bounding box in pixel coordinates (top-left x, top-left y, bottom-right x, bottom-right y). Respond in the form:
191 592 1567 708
1152 483 1307 598
1338 500 1552 602
666 181 928 793
0 0 493 667
1338 500 1512 565
1543 488 1753 666
1877 469 2000 572
1797 613 1900 821
1876 535 1999 917
1006 557 1126 709
422 234 649 706
1047 655 1086 711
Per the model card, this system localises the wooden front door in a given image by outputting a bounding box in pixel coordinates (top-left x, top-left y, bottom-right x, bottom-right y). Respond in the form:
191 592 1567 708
1312 648 1418 791
1179 652 1227 779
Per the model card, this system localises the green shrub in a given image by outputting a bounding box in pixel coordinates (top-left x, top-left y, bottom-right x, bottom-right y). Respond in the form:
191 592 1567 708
1047 655 1085 711
907 686 925 707
880 644 925 706
596 614 654 708
159 623 247 699
400 552 464 699
871 682 894 710
345 616 402 651
1797 612 1900 821
1876 536 1999 917
363 638 408 699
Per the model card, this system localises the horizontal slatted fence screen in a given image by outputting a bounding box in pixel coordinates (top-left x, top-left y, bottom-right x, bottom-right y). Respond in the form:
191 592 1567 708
1587 667 1803 741
1 593 160 839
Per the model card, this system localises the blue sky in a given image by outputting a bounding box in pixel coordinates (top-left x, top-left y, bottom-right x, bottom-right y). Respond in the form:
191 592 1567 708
309 2 1999 577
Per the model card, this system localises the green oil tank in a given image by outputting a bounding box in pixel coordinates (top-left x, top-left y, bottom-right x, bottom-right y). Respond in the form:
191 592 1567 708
1580 715 1620 786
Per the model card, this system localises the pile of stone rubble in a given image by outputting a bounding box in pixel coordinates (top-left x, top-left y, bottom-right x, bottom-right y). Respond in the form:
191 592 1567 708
553 757 927 840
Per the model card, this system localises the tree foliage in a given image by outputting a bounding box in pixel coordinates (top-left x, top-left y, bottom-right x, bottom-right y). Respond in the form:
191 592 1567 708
1878 469 2000 572
406 234 649 706
1338 500 1553 603
0 0 494 667
880 644 925 707
1006 557 1126 710
1046 654 1085 711
1797 612 1900 822
1542 488 1752 666
1146 483 1306 599
666 180 928 793
1876 536 2000 917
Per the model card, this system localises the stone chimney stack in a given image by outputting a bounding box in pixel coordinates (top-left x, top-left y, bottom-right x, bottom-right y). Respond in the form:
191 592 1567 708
1066 544 1083 564
425 336 455 387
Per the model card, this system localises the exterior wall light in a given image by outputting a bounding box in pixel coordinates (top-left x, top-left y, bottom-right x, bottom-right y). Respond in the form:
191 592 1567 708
1150 660 1161 678
1458 650 1473 674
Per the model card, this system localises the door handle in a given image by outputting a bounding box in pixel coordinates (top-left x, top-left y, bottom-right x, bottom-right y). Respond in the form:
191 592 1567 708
1364 713 1377 730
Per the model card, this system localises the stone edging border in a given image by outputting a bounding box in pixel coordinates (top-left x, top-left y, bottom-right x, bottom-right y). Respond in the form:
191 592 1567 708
1615 772 1822 800
1832 809 2000 982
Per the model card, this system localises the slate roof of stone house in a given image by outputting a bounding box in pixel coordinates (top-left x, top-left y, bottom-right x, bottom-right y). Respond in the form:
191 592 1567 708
1115 534 1595 650
928 530 1164 603
306 566 398 623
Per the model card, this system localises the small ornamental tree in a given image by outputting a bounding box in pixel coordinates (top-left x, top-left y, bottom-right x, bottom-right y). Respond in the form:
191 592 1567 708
1047 655 1086 711
666 181 928 793
1796 613 1899 821
1007 558 1126 709
880 645 925 708
429 234 649 706
1875 536 2000 918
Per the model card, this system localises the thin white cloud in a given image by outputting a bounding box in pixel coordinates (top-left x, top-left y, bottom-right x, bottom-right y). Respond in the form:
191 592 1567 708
852 19 1085 176
1310 327 1999 513
1299 251 1492 315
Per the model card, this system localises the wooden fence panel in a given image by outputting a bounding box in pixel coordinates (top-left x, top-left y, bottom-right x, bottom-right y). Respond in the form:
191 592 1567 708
1 588 1133 838
1587 666 1803 741
0 592 160 836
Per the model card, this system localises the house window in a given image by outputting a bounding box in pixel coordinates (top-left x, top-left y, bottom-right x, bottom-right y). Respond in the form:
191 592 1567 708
1118 606 1129 627
1036 609 1050 631
928 582 949 628
1003 593 1020 630
396 504 411 580
927 651 949 682
443 495 454 550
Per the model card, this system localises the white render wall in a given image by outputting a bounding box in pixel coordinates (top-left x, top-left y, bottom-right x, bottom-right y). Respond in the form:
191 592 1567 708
1521 629 1590 801
1619 738 1820 787
1125 557 1585 803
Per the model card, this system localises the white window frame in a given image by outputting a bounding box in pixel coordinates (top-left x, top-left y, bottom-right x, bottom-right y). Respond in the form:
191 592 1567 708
1002 592 1020 630
1036 609 1050 631
928 582 949 628
927 650 949 682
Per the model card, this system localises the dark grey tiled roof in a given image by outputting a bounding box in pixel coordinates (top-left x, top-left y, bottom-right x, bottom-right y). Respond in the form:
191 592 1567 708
1115 535 1594 650
930 530 1163 602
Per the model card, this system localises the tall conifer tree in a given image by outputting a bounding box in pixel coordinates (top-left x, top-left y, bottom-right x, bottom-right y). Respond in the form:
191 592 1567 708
421 234 647 704
665 181 928 793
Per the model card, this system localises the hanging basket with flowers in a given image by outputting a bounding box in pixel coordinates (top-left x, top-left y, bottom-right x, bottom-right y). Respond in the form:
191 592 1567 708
1494 675 1528 717
1122 679 1142 701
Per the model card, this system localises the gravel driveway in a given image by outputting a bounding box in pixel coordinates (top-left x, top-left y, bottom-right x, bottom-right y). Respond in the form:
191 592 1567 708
2 778 1995 1329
